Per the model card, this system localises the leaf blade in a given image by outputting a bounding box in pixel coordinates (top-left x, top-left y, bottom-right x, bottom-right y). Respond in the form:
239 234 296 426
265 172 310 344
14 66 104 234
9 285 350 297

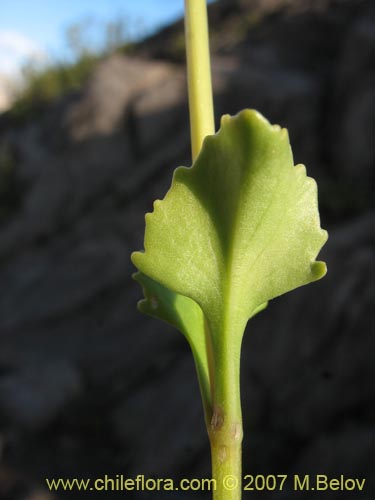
132 109 328 343
133 272 212 413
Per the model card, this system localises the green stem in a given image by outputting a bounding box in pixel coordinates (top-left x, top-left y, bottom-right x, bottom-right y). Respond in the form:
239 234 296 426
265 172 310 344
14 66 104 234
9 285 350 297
184 2 242 498
209 329 243 500
210 430 242 500
184 0 215 161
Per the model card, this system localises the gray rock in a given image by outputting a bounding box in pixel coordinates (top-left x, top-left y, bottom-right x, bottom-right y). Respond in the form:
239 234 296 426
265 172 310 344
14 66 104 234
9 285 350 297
131 69 186 154
330 7 375 183
283 426 375 499
0 361 81 430
63 55 180 142
0 239 129 330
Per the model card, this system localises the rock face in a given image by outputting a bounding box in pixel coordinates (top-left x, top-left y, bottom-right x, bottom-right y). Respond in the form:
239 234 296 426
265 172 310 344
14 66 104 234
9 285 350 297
0 0 373 499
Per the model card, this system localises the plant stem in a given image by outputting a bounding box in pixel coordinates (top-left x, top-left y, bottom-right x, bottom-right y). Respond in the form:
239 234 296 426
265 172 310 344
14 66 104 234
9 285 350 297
184 2 242 498
209 331 243 500
184 0 215 161
210 429 242 500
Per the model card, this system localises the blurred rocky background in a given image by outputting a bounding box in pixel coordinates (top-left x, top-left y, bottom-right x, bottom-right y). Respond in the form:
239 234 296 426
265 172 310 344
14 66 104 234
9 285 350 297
0 0 373 498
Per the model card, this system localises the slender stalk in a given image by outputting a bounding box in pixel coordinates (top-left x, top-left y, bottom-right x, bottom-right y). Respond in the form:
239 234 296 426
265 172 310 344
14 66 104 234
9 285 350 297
184 0 215 160
184 2 243 498
209 327 243 500
210 431 242 500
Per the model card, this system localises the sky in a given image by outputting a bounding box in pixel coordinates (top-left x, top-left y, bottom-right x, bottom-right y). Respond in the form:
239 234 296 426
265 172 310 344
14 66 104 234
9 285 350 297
0 0 197 109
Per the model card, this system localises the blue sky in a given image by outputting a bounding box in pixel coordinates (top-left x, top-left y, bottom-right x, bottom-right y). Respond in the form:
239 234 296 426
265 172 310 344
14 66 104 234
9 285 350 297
0 0 188 57
0 0 213 110
0 0 195 82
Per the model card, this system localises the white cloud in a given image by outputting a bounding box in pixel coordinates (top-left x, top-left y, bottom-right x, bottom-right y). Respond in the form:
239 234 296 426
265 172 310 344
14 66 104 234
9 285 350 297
0 31 48 112
0 30 47 77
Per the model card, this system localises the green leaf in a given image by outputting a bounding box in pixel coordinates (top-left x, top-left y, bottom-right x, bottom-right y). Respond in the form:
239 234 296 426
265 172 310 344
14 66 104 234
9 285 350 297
133 271 211 413
132 110 327 354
